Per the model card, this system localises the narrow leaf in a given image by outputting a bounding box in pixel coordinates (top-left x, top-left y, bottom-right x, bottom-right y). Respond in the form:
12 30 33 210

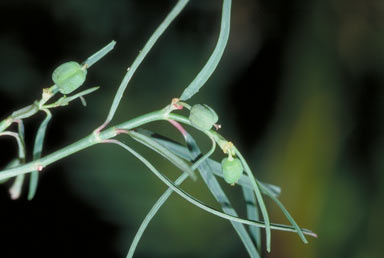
83 41 116 68
127 126 258 257
103 0 189 125
140 129 280 196
10 121 26 200
183 131 261 258
127 173 189 258
179 0 231 101
42 87 100 109
126 129 314 256
28 109 52 200
235 148 272 252
9 174 25 200
260 183 308 243
107 139 317 237
129 129 196 180
242 187 261 250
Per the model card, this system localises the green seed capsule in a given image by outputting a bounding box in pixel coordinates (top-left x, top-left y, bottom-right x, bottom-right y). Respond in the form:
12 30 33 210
52 61 87 94
222 157 243 185
189 104 218 131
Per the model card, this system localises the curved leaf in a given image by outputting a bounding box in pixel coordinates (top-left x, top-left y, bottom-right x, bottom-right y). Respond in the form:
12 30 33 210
126 173 189 258
28 109 52 200
102 0 189 126
128 129 196 180
107 140 317 235
179 0 231 101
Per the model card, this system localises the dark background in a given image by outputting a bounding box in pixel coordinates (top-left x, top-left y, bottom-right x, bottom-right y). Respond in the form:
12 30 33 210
1 0 383 257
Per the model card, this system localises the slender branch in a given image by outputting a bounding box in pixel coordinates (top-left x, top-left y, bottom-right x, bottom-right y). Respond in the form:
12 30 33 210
0 110 192 181
0 110 165 181
97 0 189 132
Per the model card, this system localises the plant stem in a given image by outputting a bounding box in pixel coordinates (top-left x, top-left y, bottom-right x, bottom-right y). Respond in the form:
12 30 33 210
0 110 166 181
0 111 221 181
100 0 189 128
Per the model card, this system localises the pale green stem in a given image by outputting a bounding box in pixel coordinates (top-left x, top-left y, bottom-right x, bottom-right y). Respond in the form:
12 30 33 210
0 110 165 181
99 0 189 129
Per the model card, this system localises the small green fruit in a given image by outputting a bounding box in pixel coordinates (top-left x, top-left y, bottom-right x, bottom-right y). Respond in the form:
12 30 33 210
189 104 218 131
52 61 87 94
222 157 243 185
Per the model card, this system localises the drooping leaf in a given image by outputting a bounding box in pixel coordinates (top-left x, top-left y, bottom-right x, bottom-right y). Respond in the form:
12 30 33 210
28 109 52 200
9 173 25 200
128 129 196 180
0 127 26 199
107 139 317 237
259 183 308 243
126 173 189 258
182 131 261 258
235 148 272 252
142 129 311 248
242 187 261 250
138 129 280 196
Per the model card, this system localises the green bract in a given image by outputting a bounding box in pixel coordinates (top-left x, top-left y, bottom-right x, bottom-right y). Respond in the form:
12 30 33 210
52 61 87 94
189 104 218 131
222 157 243 185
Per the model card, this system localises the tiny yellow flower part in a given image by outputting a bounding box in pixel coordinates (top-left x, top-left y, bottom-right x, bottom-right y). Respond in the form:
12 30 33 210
52 61 87 94
222 141 235 155
189 104 218 131
222 157 243 185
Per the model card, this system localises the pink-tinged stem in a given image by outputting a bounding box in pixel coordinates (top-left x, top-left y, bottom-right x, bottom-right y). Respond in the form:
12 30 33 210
94 120 110 135
101 139 120 144
115 128 130 135
168 119 188 139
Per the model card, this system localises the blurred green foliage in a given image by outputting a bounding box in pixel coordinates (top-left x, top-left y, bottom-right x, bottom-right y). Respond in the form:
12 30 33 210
0 0 383 257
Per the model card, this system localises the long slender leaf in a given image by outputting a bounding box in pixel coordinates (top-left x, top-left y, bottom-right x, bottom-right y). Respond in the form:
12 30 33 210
235 148 272 252
128 127 258 257
9 173 25 200
138 129 281 197
139 130 313 244
179 0 231 101
128 129 196 180
135 128 259 257
17 119 25 148
126 173 189 258
28 109 52 200
183 131 261 258
259 183 308 243
242 186 261 250
107 140 317 236
103 0 189 125
11 121 26 199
